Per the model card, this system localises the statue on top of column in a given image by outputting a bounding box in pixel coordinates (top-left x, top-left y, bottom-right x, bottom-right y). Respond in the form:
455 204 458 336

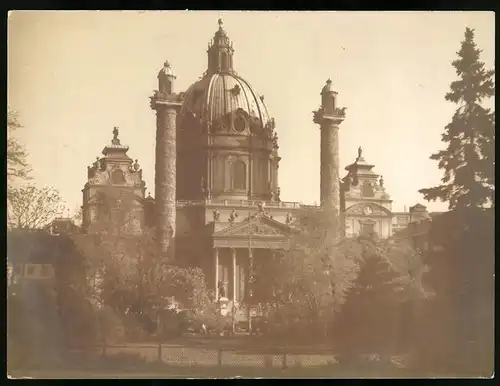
112 127 121 146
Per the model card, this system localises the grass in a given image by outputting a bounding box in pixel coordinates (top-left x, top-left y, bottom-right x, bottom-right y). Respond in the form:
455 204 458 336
9 362 414 379
7 343 417 379
10 335 483 379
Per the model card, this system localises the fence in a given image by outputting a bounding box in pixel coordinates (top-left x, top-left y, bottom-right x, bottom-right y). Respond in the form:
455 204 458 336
76 341 342 370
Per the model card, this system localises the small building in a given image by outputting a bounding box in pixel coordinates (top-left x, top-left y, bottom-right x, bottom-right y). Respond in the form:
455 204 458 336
341 149 393 239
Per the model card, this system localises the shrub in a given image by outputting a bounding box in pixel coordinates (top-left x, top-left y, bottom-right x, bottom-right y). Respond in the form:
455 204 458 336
95 306 126 344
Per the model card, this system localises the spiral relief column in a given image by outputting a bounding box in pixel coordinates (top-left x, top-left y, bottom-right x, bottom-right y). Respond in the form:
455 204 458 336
150 61 184 261
313 79 346 234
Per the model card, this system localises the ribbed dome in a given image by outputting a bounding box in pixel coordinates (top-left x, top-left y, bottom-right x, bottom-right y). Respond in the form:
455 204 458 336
180 73 272 130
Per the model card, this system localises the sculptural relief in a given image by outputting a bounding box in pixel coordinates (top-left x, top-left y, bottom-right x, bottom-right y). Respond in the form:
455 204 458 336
243 223 282 236
265 118 275 138
88 176 100 185
249 116 262 135
272 132 279 149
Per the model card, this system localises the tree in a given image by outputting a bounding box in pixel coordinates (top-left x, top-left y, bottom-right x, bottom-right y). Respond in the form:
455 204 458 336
333 250 403 361
7 185 65 229
72 187 214 337
7 108 32 184
419 27 495 212
254 208 363 342
412 210 494 376
417 28 495 376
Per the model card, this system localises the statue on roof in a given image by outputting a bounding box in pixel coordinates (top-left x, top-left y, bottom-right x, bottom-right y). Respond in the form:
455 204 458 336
357 146 363 160
112 127 121 146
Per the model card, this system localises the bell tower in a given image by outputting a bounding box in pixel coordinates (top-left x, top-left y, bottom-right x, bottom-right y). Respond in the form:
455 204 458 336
150 61 184 261
313 79 347 219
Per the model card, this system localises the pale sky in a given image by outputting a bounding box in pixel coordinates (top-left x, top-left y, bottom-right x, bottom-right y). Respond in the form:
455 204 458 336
7 11 495 215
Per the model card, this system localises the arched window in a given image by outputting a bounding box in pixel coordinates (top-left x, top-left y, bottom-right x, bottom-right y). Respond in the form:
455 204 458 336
221 52 228 70
232 160 246 190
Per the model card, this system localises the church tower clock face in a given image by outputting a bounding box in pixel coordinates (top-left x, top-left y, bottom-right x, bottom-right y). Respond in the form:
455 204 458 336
363 206 373 215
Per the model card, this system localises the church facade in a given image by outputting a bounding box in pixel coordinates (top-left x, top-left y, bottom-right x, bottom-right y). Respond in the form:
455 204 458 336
81 20 432 306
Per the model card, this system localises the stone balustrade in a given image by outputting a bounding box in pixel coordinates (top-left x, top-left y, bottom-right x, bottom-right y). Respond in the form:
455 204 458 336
175 199 316 209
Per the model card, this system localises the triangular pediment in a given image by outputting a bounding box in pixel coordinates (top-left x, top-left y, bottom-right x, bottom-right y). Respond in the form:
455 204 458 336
213 214 297 237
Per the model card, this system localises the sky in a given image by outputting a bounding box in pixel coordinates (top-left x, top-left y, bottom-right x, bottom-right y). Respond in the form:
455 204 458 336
7 11 495 215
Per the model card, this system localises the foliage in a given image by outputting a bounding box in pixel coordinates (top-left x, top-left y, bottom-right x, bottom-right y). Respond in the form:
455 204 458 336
72 187 213 337
419 27 495 211
333 250 403 356
383 238 433 304
412 210 494 375
7 184 65 229
249 208 363 341
415 28 495 376
249 207 429 350
7 107 32 184
96 306 126 344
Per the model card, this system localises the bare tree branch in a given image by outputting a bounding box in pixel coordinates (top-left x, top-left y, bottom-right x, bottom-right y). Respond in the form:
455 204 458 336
7 185 65 230
7 108 32 187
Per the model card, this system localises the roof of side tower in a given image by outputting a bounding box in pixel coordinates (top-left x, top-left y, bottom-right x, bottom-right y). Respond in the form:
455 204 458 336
321 78 337 94
179 19 273 131
158 60 176 78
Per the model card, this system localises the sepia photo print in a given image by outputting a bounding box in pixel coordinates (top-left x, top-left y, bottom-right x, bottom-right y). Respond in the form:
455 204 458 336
7 11 495 379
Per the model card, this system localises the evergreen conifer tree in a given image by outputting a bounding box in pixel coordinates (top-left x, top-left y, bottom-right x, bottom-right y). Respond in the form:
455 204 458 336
416 27 494 376
334 251 401 358
419 27 495 211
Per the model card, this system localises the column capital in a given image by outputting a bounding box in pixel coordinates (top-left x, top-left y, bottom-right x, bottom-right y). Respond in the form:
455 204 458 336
150 91 184 111
313 108 346 127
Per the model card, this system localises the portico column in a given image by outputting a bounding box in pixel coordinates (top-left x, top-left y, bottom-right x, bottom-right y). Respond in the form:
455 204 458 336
214 248 219 301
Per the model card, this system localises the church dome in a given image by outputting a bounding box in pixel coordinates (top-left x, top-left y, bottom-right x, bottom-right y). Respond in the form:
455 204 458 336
180 73 272 131
176 19 280 203
179 19 273 133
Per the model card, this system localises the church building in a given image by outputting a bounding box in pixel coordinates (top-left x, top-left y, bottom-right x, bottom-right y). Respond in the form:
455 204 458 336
80 19 431 308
